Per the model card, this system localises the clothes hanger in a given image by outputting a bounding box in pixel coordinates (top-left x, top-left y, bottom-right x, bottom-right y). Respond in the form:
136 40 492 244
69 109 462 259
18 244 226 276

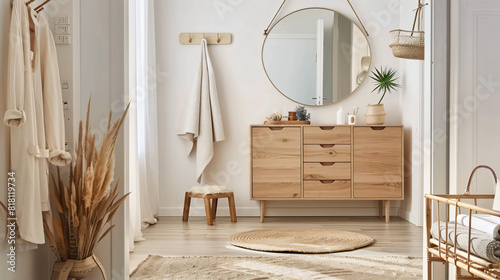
35 0 51 13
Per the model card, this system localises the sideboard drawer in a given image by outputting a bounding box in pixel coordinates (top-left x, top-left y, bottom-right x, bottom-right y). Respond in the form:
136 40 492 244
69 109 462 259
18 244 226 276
304 180 351 198
303 162 351 179
303 126 351 144
304 144 350 162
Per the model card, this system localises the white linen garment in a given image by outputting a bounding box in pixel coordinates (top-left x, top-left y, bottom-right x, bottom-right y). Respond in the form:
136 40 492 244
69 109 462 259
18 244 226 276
178 39 225 183
4 1 71 244
37 13 71 166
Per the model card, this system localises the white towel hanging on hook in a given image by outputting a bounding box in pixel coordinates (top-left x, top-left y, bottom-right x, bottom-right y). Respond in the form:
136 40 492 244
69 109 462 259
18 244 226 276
178 39 225 183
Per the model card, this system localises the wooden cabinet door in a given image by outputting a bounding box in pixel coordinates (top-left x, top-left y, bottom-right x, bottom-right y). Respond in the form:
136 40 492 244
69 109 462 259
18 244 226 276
353 126 403 198
252 127 301 198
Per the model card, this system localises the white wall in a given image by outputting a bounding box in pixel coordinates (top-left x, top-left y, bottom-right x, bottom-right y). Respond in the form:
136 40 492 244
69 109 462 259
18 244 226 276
76 0 115 278
155 0 419 219
399 0 426 226
81 1 127 279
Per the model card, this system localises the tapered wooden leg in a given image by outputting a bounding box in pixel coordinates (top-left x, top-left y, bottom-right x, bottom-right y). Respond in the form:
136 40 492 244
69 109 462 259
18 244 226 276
211 198 218 220
385 200 390 223
182 192 191 222
378 201 383 217
203 196 213 225
228 193 237 222
260 200 265 223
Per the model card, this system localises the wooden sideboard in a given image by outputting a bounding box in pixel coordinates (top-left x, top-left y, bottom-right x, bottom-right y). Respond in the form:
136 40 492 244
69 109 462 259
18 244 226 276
251 125 404 222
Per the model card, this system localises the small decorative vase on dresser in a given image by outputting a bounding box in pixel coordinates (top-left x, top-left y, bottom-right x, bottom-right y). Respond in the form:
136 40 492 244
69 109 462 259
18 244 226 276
250 124 404 223
365 104 386 125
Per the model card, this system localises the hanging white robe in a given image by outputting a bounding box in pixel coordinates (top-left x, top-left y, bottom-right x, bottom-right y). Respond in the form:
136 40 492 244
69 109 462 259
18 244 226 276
37 13 71 167
5 0 41 244
35 11 72 213
3 1 71 244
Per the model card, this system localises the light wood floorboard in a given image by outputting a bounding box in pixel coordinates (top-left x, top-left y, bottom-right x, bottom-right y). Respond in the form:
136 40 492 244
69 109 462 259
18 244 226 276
130 216 423 272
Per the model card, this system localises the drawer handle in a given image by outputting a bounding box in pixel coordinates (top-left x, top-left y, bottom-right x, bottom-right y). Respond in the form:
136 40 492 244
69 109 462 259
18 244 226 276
319 126 334 130
269 127 284 131
320 144 335 148
320 162 335 166
320 180 335 184
370 126 386 130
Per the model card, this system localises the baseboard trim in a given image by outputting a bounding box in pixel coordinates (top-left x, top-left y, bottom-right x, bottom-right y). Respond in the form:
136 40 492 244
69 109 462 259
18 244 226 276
160 207 400 217
398 208 421 226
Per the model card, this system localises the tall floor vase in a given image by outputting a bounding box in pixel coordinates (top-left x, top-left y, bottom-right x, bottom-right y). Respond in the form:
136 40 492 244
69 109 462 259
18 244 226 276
51 254 107 280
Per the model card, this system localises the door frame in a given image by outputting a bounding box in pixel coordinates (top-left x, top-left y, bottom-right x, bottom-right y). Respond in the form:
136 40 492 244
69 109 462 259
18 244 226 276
424 0 450 279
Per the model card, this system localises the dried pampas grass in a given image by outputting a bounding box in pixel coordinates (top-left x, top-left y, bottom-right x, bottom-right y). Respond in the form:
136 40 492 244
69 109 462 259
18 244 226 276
44 99 130 262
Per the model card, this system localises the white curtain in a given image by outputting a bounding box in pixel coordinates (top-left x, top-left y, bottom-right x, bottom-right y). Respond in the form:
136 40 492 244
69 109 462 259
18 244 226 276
128 0 159 251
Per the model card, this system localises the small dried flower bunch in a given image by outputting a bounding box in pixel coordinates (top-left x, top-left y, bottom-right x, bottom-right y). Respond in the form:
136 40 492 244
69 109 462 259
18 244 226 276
295 105 310 121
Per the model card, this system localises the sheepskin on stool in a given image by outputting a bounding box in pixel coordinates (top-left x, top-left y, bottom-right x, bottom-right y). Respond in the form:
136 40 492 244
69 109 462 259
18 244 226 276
188 185 233 195
183 185 236 225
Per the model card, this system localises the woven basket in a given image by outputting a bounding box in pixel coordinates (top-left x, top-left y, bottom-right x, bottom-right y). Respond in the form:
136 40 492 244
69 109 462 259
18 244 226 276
389 30 424 60
389 2 426 60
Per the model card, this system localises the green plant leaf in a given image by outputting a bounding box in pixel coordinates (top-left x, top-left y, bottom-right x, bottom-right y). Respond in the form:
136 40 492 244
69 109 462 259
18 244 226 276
370 66 401 104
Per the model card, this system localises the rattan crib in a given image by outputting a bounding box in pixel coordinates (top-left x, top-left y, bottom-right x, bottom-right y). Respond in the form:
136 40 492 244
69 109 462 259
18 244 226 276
426 165 500 280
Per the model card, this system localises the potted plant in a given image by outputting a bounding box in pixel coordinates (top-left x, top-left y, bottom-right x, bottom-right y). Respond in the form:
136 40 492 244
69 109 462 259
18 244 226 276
295 105 310 121
44 99 130 280
365 66 400 125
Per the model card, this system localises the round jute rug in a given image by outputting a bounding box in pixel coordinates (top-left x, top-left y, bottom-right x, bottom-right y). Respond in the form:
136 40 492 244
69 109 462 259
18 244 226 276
229 227 374 253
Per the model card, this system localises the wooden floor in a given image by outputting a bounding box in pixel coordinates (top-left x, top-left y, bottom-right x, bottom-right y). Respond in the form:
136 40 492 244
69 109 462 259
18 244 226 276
129 216 423 272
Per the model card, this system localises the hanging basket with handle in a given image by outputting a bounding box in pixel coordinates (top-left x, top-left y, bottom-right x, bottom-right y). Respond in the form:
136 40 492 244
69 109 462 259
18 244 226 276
463 165 498 196
389 1 427 60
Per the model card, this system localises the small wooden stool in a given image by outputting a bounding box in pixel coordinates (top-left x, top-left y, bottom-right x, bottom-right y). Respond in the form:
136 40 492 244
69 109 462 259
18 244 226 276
182 186 237 226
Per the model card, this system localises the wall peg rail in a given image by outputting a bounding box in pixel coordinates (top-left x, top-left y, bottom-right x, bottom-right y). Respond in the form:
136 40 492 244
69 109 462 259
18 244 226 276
179 33 232 45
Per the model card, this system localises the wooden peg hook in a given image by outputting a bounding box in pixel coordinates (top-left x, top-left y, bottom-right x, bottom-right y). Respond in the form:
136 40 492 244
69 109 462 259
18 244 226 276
179 33 232 45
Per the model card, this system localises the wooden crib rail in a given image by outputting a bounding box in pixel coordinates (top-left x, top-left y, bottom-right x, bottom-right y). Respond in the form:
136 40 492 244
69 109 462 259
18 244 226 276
426 194 497 215
425 194 500 280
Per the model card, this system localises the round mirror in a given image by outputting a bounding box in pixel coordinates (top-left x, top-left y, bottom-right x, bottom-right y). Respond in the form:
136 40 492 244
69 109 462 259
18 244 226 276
262 8 371 106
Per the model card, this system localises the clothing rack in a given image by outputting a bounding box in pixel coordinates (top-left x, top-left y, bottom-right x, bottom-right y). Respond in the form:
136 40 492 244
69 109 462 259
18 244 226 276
179 33 232 45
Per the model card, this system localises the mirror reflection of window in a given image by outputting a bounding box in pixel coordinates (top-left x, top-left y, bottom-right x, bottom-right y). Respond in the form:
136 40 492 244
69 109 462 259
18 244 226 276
316 19 325 105
262 8 371 106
